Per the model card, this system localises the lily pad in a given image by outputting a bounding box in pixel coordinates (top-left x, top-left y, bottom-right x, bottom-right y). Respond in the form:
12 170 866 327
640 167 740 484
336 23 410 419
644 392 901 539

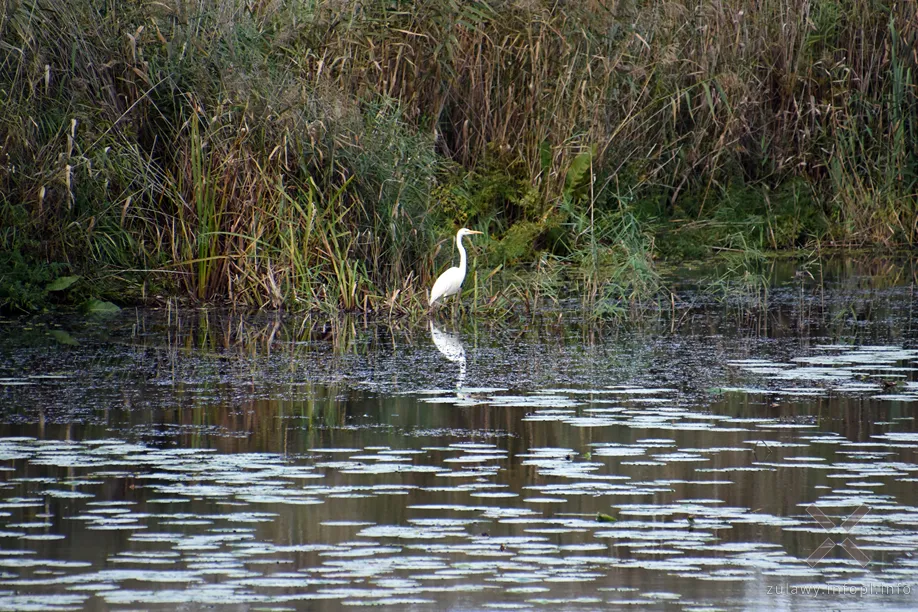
82 299 121 314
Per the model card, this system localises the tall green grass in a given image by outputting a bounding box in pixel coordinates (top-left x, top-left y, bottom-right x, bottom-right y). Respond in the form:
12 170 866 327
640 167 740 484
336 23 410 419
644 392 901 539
1 0 916 314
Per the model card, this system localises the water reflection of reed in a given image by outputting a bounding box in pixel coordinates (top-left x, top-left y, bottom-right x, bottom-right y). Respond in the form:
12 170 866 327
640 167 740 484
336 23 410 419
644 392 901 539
7 286 918 448
142 270 912 358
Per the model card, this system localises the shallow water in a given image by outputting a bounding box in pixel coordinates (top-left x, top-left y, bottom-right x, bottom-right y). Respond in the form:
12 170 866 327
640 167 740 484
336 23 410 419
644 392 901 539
1 257 918 610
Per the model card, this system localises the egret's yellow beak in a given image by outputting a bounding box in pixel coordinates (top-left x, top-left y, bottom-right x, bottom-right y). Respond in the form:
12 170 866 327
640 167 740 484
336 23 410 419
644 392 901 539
467 230 483 235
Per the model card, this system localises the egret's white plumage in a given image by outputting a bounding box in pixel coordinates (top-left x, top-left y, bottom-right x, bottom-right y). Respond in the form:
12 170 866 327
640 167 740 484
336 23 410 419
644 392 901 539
429 228 482 307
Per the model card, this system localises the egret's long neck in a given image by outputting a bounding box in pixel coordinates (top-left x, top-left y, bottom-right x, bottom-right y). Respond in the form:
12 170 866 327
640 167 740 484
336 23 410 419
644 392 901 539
456 233 468 275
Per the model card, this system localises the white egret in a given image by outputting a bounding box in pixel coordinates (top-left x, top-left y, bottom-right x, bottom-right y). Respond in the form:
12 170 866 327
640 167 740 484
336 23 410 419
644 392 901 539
429 228 482 307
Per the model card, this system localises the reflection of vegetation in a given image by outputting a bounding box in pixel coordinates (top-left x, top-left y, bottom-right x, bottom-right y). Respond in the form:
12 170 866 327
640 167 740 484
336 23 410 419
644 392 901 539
2 1 916 314
705 244 772 308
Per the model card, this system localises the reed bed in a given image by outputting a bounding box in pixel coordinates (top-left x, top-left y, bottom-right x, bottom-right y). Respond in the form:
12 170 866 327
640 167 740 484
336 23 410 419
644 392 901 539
1 0 915 314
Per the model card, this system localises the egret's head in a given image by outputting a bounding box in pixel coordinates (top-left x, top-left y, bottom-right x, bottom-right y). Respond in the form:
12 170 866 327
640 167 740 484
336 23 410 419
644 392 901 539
458 228 483 237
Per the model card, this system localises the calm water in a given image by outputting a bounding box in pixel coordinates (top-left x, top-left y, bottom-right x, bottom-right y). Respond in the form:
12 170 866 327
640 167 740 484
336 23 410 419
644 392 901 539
1 258 917 611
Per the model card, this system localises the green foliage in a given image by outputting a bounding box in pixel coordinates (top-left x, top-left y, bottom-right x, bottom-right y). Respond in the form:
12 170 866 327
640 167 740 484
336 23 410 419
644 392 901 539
649 178 828 260
0 250 75 313
326 99 442 287
564 147 596 202
589 210 661 307
493 221 544 264
768 180 826 247
436 157 563 267
45 276 81 292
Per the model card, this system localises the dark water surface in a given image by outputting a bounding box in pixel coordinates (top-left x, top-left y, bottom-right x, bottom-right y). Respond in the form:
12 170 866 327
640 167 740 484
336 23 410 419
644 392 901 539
1 258 918 611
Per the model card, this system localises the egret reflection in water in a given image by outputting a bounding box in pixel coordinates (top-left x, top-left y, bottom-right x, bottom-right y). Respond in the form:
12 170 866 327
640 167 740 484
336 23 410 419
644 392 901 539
429 319 466 390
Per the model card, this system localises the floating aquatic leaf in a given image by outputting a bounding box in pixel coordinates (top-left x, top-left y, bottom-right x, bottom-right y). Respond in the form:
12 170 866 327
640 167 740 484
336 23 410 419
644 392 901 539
81 299 120 314
595 513 616 523
47 330 79 346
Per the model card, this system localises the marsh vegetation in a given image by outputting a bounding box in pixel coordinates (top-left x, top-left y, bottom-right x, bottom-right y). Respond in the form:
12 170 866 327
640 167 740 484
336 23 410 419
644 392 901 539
1 0 916 313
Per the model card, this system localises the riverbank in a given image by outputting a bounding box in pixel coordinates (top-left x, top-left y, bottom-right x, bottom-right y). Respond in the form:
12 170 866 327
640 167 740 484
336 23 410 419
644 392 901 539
2 1 916 314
